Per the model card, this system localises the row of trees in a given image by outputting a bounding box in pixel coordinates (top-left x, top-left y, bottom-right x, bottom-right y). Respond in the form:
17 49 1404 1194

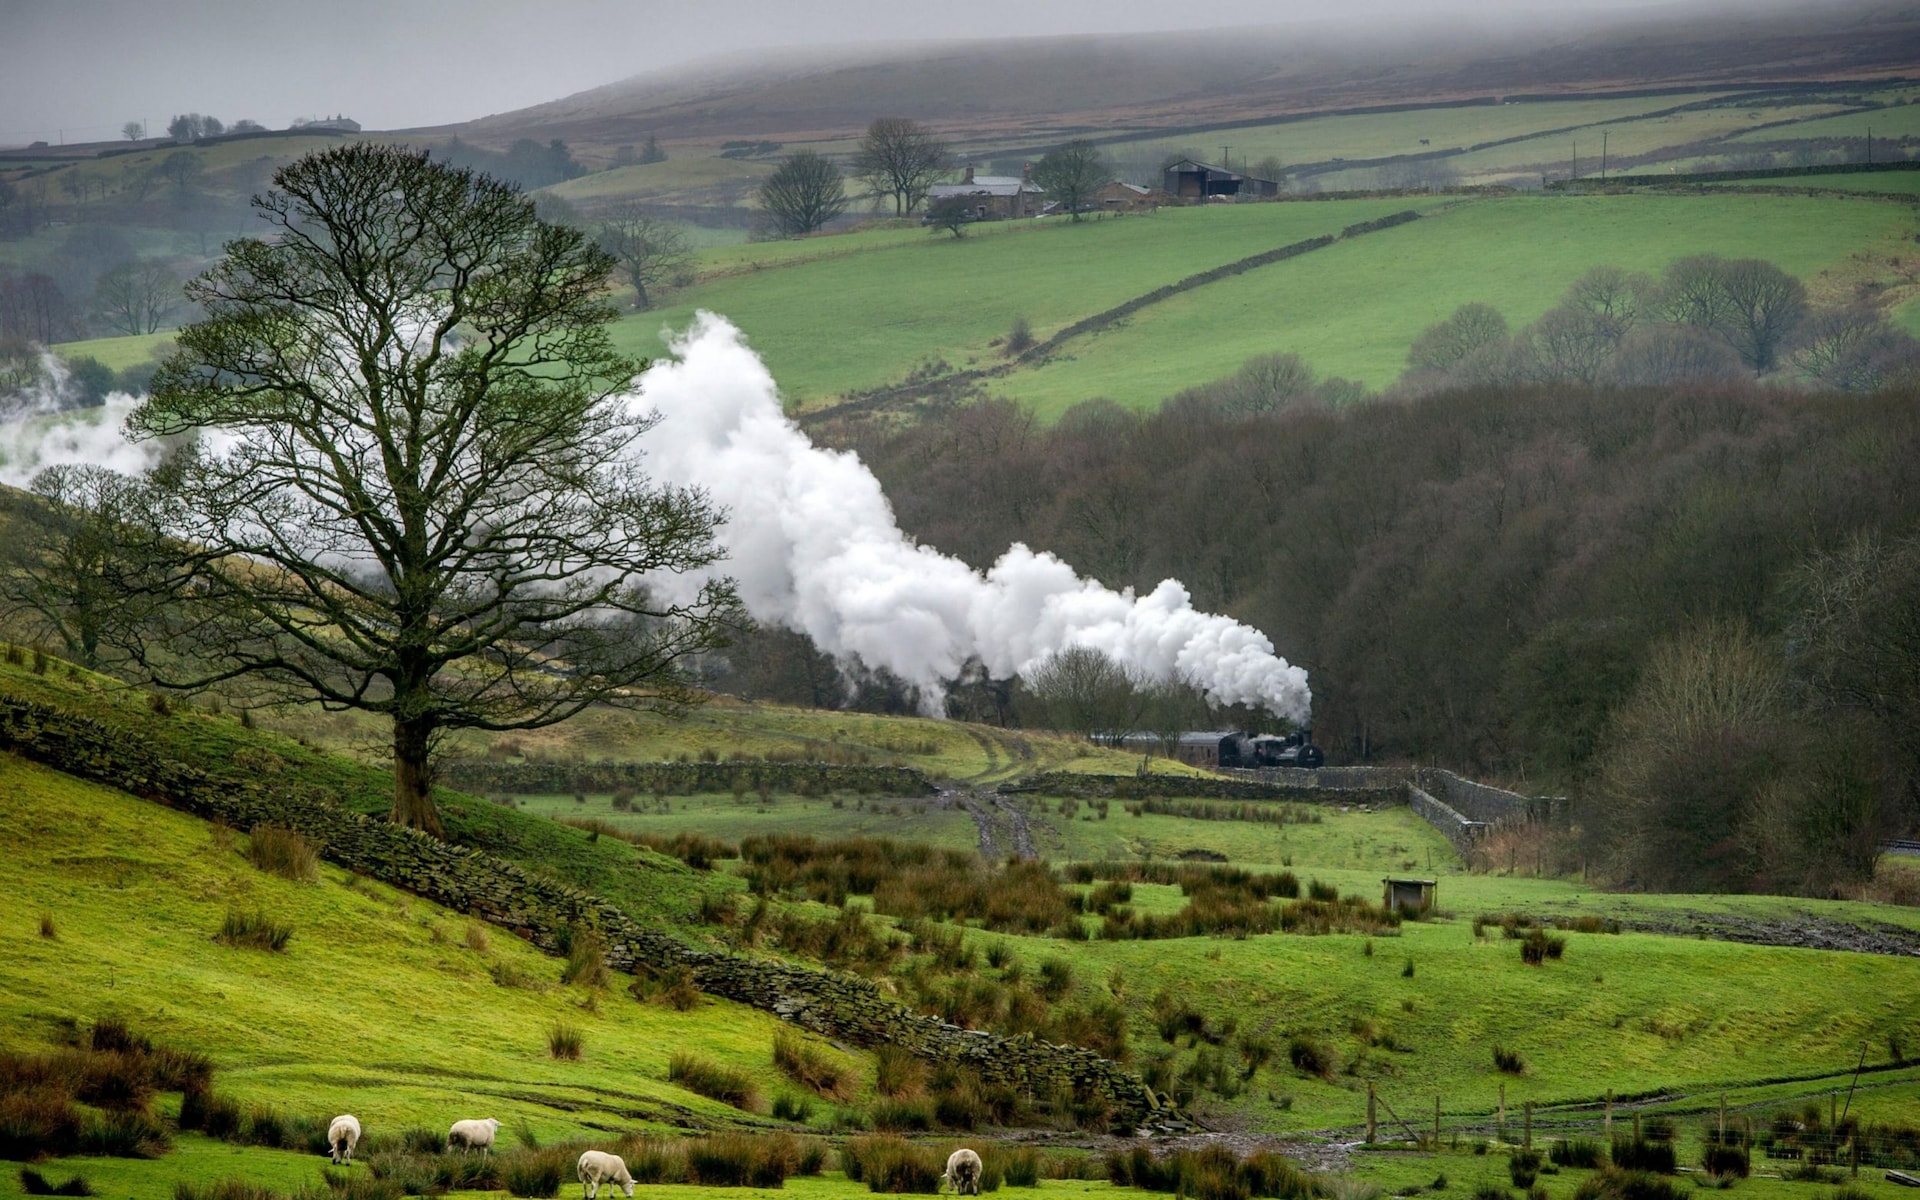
817 372 1920 894
1402 258 1920 395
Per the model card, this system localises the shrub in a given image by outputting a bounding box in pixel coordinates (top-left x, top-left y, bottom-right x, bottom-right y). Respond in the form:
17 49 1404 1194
1550 1139 1606 1169
844 1135 944 1193
686 1132 797 1188
245 826 319 881
1004 1148 1041 1187
772 1093 816 1122
1609 1139 1677 1174
669 1051 762 1112
1492 1044 1526 1075
172 1183 279 1200
546 1023 583 1060
1509 1149 1542 1189
1572 1168 1686 1200
77 1109 168 1157
243 1104 288 1148
1701 1144 1749 1178
18 1168 94 1196
0 1090 84 1160
870 1097 936 1132
1520 929 1566 966
875 1044 926 1099
501 1146 572 1198
1288 1034 1337 1080
773 1029 852 1100
217 909 292 951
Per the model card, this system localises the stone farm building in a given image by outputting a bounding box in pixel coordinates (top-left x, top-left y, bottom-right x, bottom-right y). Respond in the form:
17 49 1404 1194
928 165 1046 220
1161 158 1281 202
1095 181 1169 212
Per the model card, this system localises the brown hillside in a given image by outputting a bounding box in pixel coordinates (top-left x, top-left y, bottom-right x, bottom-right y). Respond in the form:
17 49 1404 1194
433 2 1920 151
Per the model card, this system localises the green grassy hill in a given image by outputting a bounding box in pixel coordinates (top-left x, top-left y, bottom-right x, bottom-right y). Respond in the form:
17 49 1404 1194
613 189 1917 416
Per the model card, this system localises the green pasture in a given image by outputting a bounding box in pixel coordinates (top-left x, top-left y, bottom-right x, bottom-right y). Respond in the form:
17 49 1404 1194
1029 796 1456 870
544 155 774 208
1711 170 1920 195
627 197 1443 408
0 753 837 1141
511 790 982 851
1100 92 1743 174
1733 102 1920 145
988 192 1917 412
49 329 173 370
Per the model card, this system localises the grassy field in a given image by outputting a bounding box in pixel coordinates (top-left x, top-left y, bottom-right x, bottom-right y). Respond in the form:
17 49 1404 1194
513 790 984 851
624 197 1449 407
988 191 1916 411
1712 170 1920 194
0 752 850 1192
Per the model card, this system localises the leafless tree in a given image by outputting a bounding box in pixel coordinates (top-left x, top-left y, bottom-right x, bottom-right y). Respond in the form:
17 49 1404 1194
758 151 847 237
1788 305 1920 391
1407 302 1509 375
92 258 180 335
926 194 973 238
121 121 144 142
1661 255 1807 372
129 144 740 834
853 117 951 216
1033 140 1110 222
594 204 693 309
0 466 161 670
1021 645 1150 743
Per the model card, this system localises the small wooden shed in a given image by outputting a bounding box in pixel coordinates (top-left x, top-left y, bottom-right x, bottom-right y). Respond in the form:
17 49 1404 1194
1381 877 1437 915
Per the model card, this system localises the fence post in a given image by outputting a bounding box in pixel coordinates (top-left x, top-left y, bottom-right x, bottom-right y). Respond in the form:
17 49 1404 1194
1368 1082 1377 1144
1499 1083 1507 1139
1719 1094 1727 1142
1605 1091 1613 1139
1436 1094 1443 1146
1633 1111 1642 1142
1524 1100 1533 1151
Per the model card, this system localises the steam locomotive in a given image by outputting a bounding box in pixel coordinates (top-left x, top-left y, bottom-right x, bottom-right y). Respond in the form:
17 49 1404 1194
1173 729 1324 770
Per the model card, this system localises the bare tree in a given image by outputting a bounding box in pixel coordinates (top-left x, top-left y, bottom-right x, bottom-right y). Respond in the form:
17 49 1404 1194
1021 645 1150 743
1407 302 1509 375
926 194 973 239
594 204 693 309
1789 305 1920 391
0 466 160 670
129 144 740 834
853 117 951 216
1033 140 1110 222
92 258 180 334
758 151 847 237
122 121 144 142
1661 255 1807 372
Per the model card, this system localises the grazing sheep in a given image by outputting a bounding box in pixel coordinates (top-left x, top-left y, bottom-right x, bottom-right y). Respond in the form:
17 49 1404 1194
448 1117 502 1155
942 1148 983 1196
327 1114 360 1165
578 1149 636 1199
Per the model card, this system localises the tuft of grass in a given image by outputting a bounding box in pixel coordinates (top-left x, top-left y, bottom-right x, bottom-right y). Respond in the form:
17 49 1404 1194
843 1135 944 1193
772 1029 853 1100
546 1022 583 1060
1492 1044 1526 1075
464 923 490 952
874 1044 926 1099
1572 1167 1687 1200
500 1145 571 1198
1288 1034 1337 1080
244 826 319 882
1550 1139 1606 1169
18 1168 95 1196
38 912 56 939
669 1050 763 1112
216 909 292 952
685 1132 799 1188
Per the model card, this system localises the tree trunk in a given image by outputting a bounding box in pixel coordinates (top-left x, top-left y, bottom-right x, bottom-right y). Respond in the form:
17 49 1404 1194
391 715 443 836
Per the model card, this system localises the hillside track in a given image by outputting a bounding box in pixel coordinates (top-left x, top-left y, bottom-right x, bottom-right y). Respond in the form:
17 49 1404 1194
949 785 1038 860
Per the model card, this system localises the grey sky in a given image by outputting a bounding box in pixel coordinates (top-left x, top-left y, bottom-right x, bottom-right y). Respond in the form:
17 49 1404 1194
0 0 1781 146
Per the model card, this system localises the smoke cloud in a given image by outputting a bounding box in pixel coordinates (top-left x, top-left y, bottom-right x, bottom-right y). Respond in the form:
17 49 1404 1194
0 352 158 488
631 313 1311 721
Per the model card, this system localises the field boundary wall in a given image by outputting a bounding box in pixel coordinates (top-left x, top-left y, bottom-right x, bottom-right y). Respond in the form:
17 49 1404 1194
439 759 932 798
0 694 1163 1124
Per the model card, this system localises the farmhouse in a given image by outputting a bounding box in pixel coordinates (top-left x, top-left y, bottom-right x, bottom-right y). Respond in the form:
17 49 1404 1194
1095 181 1169 212
1161 158 1280 202
927 165 1045 220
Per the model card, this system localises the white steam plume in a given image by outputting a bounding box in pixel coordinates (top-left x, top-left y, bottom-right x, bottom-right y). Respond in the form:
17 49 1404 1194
0 347 158 488
632 313 1311 722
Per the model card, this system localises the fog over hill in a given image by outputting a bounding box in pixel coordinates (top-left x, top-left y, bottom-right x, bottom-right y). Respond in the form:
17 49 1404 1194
440 1 1920 147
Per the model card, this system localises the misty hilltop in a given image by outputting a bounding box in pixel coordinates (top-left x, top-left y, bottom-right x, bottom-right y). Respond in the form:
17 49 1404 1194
435 1 1920 147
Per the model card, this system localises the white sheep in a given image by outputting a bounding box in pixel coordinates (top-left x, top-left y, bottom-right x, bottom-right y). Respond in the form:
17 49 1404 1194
327 1114 360 1165
577 1149 636 1199
447 1117 502 1155
942 1147 983 1196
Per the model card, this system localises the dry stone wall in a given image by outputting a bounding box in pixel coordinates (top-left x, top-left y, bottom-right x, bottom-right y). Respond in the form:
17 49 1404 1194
0 695 1162 1124
1004 770 1403 807
441 760 932 798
